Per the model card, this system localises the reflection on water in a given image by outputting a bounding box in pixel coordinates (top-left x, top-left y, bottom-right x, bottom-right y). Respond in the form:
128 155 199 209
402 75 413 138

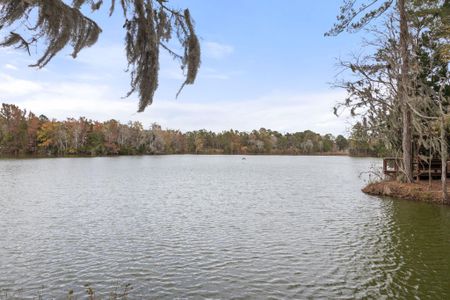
0 156 449 298
381 200 450 299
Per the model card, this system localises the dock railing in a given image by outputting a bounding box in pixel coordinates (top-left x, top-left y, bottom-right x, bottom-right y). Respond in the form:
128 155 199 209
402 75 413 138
384 157 450 180
383 157 402 178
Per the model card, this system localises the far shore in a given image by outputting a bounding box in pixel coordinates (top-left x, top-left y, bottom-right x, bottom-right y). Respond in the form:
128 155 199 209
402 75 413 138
0 152 379 160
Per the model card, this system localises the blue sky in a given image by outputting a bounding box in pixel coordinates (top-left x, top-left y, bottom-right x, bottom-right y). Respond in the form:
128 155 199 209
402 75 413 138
0 1 376 136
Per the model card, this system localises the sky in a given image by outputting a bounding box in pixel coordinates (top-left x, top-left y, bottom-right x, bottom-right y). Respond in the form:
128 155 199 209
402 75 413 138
0 1 376 136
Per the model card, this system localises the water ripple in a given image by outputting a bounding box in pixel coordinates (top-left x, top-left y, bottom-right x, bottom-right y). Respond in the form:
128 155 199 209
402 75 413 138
1 156 450 298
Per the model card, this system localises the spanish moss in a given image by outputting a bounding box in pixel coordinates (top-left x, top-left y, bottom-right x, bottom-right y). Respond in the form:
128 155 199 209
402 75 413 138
0 0 201 112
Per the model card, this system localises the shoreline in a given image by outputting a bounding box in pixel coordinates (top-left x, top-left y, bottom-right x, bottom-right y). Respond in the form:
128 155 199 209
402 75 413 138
0 152 375 160
363 180 449 205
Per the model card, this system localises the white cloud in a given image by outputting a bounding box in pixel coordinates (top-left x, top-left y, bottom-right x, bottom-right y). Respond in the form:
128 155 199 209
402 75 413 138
12 82 132 121
4 64 18 71
71 43 125 69
135 90 351 135
0 74 43 96
161 67 185 81
203 41 234 59
199 67 230 80
0 71 350 136
161 62 231 81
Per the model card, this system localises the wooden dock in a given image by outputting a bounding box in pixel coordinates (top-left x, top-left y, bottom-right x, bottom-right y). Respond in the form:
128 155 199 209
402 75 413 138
383 157 450 180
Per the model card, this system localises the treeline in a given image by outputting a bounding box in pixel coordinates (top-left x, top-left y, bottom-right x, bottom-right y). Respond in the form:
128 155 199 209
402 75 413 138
0 103 353 156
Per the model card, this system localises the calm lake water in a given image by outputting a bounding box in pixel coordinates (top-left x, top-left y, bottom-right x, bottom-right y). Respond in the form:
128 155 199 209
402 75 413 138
1 155 450 299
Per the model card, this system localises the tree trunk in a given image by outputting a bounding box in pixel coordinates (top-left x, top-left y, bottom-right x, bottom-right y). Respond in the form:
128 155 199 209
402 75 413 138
429 153 432 188
441 115 448 204
399 0 413 182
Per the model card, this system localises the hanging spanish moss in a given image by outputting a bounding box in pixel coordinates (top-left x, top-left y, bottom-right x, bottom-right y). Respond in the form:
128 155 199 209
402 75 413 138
0 0 201 112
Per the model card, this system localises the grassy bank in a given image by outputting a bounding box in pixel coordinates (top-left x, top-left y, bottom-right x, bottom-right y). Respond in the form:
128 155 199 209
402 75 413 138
362 180 449 204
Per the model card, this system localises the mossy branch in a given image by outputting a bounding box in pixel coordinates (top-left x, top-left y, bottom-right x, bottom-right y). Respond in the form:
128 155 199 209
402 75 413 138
0 0 201 112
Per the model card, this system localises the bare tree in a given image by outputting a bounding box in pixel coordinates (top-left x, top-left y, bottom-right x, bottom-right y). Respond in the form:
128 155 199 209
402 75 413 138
333 15 403 162
329 0 450 182
335 4 450 200
327 0 414 181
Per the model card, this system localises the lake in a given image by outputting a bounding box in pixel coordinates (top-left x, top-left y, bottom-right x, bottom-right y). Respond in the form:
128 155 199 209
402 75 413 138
1 155 450 299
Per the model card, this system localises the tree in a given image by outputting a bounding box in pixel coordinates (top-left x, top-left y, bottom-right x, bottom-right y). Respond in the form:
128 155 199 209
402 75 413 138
148 123 165 154
65 117 89 153
0 104 28 154
411 5 450 202
103 119 120 154
26 112 40 153
37 120 69 155
328 0 414 181
322 134 335 152
416 0 450 59
0 0 200 112
330 0 450 182
348 122 387 156
333 14 402 160
336 135 349 151
333 1 449 197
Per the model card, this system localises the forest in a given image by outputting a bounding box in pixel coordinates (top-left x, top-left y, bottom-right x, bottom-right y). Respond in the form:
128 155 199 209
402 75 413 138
0 103 372 157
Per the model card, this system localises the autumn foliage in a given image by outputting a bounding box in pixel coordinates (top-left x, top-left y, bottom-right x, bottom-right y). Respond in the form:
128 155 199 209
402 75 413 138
0 103 349 157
